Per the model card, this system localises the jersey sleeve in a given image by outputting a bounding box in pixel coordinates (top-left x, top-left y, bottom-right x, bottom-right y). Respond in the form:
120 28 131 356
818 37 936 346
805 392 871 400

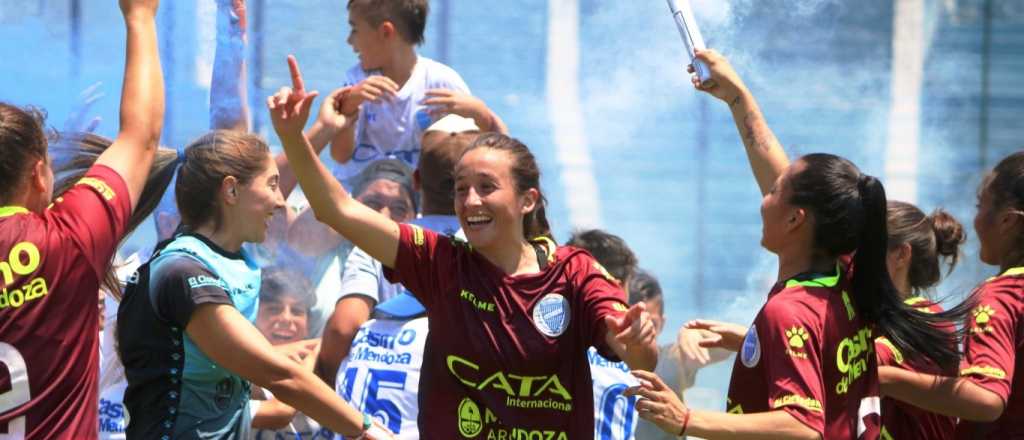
149 256 234 327
382 223 453 311
960 283 1020 404
339 246 385 303
574 256 629 360
757 293 827 435
431 62 471 95
46 164 131 281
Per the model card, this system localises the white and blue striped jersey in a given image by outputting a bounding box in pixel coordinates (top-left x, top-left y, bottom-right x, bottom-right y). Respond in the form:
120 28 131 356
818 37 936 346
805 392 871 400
589 347 640 440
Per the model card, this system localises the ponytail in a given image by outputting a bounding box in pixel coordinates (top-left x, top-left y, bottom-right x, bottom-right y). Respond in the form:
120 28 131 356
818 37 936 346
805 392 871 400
854 177 965 371
52 132 179 297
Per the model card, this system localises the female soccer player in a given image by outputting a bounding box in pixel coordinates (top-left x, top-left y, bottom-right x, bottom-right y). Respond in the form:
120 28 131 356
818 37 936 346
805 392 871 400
881 151 1024 438
115 130 391 439
627 49 965 440
0 0 165 436
270 55 658 439
873 202 964 439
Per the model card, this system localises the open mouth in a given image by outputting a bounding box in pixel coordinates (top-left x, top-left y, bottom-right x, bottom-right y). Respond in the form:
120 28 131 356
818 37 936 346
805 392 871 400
269 331 295 343
465 214 493 229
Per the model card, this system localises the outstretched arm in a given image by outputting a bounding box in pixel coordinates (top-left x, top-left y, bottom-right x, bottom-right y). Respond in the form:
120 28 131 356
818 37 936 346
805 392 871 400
209 0 249 131
604 302 659 371
880 366 1004 422
692 49 788 196
268 56 400 268
94 0 165 209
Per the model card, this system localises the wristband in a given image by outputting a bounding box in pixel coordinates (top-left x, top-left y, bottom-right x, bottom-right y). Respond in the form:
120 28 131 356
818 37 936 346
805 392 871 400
363 413 372 431
678 408 691 437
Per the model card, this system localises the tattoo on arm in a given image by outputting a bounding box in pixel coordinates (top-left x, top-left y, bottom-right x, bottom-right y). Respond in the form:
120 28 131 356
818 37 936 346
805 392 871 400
741 112 773 153
729 94 742 108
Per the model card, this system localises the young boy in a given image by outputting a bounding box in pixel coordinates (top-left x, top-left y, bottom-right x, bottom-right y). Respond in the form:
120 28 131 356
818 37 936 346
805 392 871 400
328 0 505 184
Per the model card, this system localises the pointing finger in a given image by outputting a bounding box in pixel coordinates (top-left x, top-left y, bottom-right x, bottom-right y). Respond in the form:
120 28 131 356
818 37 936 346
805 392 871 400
287 55 306 92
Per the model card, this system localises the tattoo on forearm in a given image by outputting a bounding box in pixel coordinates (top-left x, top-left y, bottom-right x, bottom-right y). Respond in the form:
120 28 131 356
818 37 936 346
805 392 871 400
741 112 773 153
729 94 742 108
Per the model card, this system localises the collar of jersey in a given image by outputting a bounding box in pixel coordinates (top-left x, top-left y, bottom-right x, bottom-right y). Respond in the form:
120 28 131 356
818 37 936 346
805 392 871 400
784 263 841 289
988 266 1024 282
0 206 29 218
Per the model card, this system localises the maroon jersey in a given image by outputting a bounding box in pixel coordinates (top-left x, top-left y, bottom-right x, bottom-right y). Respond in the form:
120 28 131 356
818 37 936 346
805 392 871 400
726 263 881 439
0 165 130 439
955 268 1024 439
383 224 628 440
875 296 956 440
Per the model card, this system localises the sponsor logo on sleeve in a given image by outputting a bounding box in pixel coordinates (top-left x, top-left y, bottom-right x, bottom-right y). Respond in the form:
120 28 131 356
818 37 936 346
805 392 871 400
741 326 761 368
410 225 425 247
533 294 570 338
971 305 997 334
771 394 823 413
77 176 116 201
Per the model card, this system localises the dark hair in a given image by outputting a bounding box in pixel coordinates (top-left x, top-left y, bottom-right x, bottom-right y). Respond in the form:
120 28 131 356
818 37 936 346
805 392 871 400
419 130 479 215
347 0 428 45
260 267 316 312
461 133 552 241
887 201 965 291
352 158 418 213
981 151 1024 266
788 153 968 371
51 132 179 297
175 130 270 232
566 229 638 283
627 269 663 311
0 103 52 203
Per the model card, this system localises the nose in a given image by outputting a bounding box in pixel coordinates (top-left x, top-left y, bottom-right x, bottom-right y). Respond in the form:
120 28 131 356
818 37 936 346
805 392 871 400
274 189 286 211
465 187 483 207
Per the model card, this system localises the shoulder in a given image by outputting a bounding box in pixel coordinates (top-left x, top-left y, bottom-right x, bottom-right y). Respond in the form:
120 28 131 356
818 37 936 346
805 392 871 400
420 58 467 85
762 285 830 320
978 272 1024 300
150 253 218 286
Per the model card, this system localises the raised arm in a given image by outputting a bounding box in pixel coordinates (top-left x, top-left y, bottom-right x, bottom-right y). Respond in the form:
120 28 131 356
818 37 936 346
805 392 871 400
276 86 357 200
692 49 788 196
879 366 1004 422
268 56 400 268
422 89 509 134
209 0 249 131
93 0 165 209
186 304 381 437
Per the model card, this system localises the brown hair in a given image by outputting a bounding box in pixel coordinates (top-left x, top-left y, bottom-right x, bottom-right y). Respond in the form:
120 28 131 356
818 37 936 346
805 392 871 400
347 0 429 45
0 103 52 203
566 229 637 283
981 150 1024 266
419 130 479 215
175 130 270 232
461 133 552 241
51 132 179 298
886 201 965 291
260 267 316 312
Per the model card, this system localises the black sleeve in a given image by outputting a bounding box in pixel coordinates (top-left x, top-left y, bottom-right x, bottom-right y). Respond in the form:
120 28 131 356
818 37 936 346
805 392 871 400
148 256 233 327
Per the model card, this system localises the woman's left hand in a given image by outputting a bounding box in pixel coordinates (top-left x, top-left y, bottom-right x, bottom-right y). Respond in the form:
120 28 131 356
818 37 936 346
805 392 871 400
268 55 319 139
604 302 657 351
625 369 690 435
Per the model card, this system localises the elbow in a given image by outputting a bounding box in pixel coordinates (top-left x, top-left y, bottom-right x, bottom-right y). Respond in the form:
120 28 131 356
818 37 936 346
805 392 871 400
967 394 1005 422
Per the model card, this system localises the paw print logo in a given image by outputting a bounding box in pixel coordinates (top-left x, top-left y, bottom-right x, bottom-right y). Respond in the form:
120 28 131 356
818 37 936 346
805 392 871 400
785 327 810 349
974 305 996 327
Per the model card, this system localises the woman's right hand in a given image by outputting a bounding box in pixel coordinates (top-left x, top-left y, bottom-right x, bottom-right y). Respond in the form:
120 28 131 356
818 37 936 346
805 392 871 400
684 319 748 353
691 49 748 105
268 55 319 139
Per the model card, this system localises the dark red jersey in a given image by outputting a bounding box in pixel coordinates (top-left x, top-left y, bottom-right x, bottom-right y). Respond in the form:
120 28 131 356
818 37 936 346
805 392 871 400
383 224 628 440
0 165 130 439
726 263 881 439
955 268 1024 439
875 296 956 440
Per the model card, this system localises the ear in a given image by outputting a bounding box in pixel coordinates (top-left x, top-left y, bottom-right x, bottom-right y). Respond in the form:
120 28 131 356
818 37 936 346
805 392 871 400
519 188 539 215
222 176 240 205
378 21 396 40
1001 207 1024 235
412 169 422 193
785 207 808 233
894 242 912 266
31 158 49 194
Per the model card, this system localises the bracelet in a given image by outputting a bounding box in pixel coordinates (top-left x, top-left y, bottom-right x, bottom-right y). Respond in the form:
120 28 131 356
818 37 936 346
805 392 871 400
678 408 691 437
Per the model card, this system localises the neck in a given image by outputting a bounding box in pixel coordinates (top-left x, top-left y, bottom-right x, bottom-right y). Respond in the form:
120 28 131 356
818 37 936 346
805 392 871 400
479 237 538 276
192 222 243 253
776 250 835 283
381 46 417 88
893 272 912 299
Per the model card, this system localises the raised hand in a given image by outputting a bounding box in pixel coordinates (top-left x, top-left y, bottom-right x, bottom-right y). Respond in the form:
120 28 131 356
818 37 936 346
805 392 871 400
604 302 658 354
684 319 748 352
316 87 354 133
268 55 319 138
351 76 399 106
690 49 747 105
216 0 247 32
422 89 488 120
625 370 691 435
119 0 159 19
676 327 718 366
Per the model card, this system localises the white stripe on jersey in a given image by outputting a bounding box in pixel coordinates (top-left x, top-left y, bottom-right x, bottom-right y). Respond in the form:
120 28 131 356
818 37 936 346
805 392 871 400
336 317 428 440
589 347 640 440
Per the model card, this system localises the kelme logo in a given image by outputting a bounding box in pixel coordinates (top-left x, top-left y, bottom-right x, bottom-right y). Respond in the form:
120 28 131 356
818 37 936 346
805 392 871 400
458 397 482 438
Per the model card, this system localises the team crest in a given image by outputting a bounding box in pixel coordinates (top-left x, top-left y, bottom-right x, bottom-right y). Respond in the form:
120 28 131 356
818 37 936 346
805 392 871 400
533 293 570 337
741 325 761 368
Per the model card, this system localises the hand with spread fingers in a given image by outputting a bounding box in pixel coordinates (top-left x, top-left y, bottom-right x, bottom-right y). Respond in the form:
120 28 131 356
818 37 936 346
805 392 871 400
267 55 319 138
626 369 691 435
603 302 659 371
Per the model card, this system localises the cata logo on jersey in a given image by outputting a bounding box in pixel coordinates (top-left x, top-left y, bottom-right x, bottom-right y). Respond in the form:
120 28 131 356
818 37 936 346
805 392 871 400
532 294 570 338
